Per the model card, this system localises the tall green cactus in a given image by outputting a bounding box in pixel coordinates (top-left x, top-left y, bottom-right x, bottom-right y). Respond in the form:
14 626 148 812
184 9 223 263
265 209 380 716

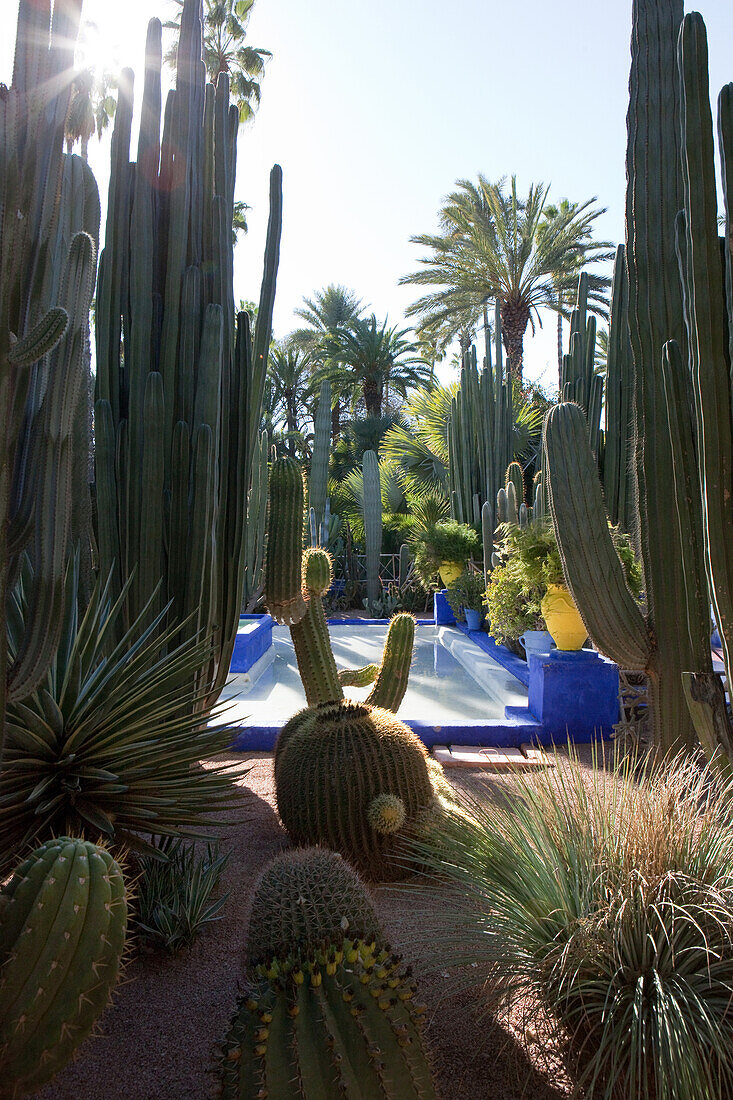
545 0 714 753
0 1 97 759
665 14 733 763
264 456 439 879
362 449 383 611
308 379 331 542
219 848 436 1098
601 245 636 534
448 303 513 525
241 429 269 612
559 272 603 458
0 837 127 1096
94 3 282 706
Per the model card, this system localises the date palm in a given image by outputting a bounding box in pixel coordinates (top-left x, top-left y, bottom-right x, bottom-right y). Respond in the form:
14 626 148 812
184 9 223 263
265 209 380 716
165 0 271 122
324 315 431 418
290 285 364 440
401 175 614 383
267 343 315 457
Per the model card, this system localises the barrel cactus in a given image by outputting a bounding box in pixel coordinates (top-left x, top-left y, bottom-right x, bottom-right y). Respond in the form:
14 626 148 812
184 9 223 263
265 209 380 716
265 456 441 881
245 847 382 965
275 702 434 881
220 848 437 1099
0 837 128 1097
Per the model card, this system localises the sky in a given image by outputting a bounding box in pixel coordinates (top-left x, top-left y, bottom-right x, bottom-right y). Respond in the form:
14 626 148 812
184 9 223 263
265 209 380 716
5 0 733 392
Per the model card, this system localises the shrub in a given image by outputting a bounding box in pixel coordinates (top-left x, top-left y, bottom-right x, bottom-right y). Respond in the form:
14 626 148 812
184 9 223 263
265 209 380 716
445 570 487 621
0 564 247 872
134 837 230 955
404 751 733 1100
486 521 641 647
410 521 480 586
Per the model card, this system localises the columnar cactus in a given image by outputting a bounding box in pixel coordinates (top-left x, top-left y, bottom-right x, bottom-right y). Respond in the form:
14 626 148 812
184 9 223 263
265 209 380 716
449 304 513 525
665 14 733 763
241 429 270 612
362 448 383 611
545 0 715 753
94 2 282 706
265 455 440 879
0 837 128 1096
219 848 436 1098
601 246 636 534
559 273 603 458
308 380 331 543
0 2 98 758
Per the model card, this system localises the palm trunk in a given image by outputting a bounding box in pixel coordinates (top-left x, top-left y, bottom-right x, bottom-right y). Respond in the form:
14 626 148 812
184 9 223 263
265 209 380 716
363 379 382 417
500 297 531 385
557 295 564 386
331 400 340 444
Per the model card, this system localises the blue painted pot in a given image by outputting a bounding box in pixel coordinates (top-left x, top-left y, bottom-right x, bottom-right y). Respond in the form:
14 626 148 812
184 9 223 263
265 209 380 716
519 629 554 659
465 607 483 632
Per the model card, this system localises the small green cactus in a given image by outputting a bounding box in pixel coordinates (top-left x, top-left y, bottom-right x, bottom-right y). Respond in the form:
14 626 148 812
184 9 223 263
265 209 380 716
220 848 436 1099
0 837 127 1097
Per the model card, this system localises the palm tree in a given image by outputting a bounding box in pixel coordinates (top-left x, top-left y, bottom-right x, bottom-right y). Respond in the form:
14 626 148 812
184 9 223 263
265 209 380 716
540 197 611 381
267 342 315 457
65 68 117 160
324 316 432 417
165 0 271 122
290 285 364 440
401 175 614 384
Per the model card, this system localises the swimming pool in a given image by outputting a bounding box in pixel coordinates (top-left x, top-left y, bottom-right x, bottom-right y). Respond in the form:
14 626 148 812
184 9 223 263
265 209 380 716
221 622 534 750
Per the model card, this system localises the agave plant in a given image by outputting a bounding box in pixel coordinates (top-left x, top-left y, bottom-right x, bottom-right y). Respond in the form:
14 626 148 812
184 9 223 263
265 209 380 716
0 561 246 872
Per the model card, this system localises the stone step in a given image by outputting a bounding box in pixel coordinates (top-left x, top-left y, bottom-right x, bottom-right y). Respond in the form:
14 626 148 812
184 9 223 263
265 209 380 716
433 744 554 769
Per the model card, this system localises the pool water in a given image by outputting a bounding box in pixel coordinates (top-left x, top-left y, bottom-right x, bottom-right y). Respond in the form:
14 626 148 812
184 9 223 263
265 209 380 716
220 623 527 730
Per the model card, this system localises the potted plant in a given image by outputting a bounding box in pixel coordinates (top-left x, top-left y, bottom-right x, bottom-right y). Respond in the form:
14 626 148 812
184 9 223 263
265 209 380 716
410 521 481 589
445 571 487 631
486 522 641 656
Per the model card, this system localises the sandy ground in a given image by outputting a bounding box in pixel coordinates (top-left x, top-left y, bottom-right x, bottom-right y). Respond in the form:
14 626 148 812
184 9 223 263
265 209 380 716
36 751 588 1100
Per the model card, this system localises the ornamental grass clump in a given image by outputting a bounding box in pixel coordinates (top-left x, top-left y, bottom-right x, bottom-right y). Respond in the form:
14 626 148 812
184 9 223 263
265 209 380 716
405 751 733 1100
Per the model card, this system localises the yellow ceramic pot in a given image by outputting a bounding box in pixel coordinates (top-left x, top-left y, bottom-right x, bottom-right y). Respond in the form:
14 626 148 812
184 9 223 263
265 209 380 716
541 583 587 650
438 561 464 587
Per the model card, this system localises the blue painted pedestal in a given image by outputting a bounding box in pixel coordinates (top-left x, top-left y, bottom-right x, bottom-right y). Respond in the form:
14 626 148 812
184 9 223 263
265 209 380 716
434 589 456 625
526 648 619 738
231 614 273 673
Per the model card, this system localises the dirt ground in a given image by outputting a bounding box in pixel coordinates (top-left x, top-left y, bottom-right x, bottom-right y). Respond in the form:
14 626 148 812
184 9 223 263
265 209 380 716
36 750 594 1100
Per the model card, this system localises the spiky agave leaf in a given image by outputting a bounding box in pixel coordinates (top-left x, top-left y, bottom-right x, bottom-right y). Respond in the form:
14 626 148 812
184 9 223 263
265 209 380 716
0 561 247 872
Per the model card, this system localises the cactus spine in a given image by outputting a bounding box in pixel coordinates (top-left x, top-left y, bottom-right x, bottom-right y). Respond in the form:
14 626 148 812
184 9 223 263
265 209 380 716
0 837 127 1095
94 3 282 705
0 2 99 759
362 449 383 611
265 456 438 879
220 849 436 1098
545 0 714 752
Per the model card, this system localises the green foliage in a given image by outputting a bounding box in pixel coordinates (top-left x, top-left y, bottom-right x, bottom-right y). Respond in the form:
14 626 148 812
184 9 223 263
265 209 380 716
404 752 733 1100
165 0 271 122
220 848 436 1098
445 571 488 620
0 837 127 1095
486 520 640 646
402 174 613 382
410 521 481 586
0 563 246 873
134 838 230 955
